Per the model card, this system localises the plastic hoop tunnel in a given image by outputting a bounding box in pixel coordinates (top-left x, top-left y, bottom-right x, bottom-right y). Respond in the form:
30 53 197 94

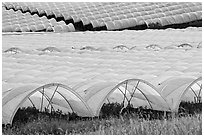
2 83 93 125
81 79 171 116
182 77 202 103
158 76 202 112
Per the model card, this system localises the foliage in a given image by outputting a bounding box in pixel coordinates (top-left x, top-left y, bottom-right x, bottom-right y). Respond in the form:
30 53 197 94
178 101 202 116
2 102 202 135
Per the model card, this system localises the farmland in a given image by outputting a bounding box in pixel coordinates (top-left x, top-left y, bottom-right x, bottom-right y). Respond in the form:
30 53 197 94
2 2 202 135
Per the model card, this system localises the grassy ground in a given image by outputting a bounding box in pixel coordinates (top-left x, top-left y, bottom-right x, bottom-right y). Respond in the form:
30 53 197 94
2 113 202 135
2 102 202 135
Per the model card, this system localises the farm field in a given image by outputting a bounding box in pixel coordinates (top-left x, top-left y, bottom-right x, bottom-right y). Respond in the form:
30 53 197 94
2 28 202 125
2 28 202 89
2 2 202 32
2 28 202 85
2 2 202 135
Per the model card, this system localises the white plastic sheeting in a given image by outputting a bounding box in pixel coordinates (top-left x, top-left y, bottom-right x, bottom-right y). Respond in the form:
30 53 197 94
158 77 202 111
3 2 202 32
2 83 93 125
2 76 202 125
181 77 202 103
76 79 171 116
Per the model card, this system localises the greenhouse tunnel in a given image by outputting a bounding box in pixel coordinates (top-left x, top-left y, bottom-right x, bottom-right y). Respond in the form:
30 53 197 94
2 77 202 125
77 79 171 117
158 76 202 112
2 83 93 125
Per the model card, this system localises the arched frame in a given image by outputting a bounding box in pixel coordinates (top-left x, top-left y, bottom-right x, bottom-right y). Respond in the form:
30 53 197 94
94 78 171 116
8 83 94 124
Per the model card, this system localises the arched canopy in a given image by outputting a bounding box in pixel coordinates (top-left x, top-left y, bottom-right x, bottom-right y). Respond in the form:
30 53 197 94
105 21 115 30
173 14 185 24
160 17 171 26
120 19 131 28
90 20 99 28
36 24 46 31
2 25 13 32
103 17 112 22
67 23 75 32
113 20 123 30
177 77 202 109
81 17 91 26
128 18 137 27
158 76 201 111
53 25 63 32
81 79 170 116
2 83 93 125
165 16 177 24
20 26 30 32
60 24 69 32
44 9 54 17
62 12 72 21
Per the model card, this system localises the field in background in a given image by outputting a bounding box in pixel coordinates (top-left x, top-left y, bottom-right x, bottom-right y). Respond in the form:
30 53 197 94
2 2 202 32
